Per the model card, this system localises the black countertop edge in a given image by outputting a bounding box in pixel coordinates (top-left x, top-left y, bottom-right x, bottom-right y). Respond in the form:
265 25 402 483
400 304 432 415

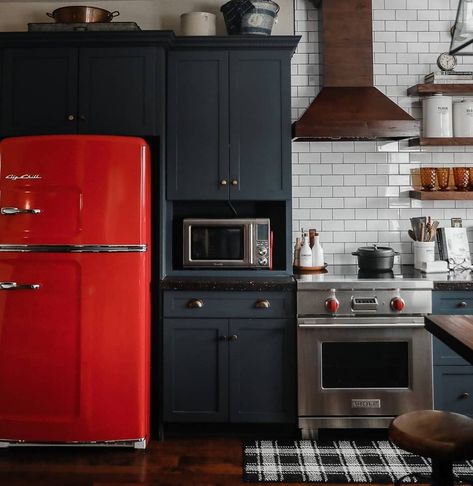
159 276 295 291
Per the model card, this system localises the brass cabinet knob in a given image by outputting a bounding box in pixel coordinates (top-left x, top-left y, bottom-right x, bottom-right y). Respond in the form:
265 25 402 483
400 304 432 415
255 299 271 309
231 179 238 186
219 335 228 341
187 298 204 309
67 114 75 121
459 301 468 308
228 334 238 342
220 179 228 186
459 392 470 400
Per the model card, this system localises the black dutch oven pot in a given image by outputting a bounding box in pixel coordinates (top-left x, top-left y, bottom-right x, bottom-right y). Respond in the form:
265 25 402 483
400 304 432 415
352 245 399 272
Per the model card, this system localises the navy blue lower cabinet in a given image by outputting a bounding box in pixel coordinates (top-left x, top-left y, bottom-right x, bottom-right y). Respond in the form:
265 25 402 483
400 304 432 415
432 291 473 416
228 319 295 423
163 292 296 423
162 318 229 422
434 366 473 416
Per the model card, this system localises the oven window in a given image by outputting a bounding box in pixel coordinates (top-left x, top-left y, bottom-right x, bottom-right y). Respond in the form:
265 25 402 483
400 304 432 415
190 226 244 260
321 342 409 388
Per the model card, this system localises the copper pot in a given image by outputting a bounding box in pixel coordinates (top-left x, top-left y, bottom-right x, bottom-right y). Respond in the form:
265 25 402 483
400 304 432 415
46 6 120 23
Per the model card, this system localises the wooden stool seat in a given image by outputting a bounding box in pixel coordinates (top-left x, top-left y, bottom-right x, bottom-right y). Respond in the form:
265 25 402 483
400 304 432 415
389 410 473 485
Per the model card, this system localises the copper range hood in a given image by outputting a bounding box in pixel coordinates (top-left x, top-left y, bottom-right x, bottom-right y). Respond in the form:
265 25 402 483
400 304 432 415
292 0 420 141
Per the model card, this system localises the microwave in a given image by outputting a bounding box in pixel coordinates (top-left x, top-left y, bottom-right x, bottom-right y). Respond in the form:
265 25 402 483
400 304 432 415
183 218 271 269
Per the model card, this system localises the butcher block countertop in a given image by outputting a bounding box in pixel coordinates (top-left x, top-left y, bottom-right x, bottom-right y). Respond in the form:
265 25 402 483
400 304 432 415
425 315 473 366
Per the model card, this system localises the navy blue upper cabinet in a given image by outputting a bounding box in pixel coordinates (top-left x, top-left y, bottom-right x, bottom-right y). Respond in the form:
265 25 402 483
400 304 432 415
228 51 291 200
2 48 78 135
2 46 159 136
78 47 158 136
167 51 230 200
166 47 293 201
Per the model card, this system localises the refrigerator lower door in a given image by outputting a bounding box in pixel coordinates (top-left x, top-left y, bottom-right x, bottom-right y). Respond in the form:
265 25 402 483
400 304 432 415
0 252 150 445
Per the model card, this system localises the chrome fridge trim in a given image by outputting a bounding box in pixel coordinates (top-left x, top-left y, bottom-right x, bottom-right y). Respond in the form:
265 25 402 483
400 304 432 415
0 438 147 449
0 245 147 253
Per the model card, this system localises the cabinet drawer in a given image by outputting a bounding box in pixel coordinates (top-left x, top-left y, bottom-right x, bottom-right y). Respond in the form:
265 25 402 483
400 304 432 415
434 365 473 417
432 291 473 314
163 291 294 318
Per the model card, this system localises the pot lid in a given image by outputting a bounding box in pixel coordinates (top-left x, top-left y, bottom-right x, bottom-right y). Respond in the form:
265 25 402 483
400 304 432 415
356 245 395 257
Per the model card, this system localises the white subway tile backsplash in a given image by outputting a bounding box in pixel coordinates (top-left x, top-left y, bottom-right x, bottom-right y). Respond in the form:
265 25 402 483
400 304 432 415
292 2 471 262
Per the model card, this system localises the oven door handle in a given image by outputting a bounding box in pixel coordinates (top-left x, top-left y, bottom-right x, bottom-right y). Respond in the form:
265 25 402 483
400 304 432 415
298 323 425 329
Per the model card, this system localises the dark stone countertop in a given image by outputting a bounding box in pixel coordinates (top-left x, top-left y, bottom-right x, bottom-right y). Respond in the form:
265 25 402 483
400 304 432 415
160 276 295 292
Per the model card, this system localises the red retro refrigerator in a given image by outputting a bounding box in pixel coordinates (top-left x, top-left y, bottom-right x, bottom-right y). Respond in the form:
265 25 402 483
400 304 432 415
0 135 150 448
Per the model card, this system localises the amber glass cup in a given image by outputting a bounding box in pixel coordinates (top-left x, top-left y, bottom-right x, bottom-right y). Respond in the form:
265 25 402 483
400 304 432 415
453 167 470 191
436 168 450 191
420 167 437 191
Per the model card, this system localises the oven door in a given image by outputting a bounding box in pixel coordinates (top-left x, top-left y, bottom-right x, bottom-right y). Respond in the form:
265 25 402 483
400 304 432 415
298 317 433 417
183 220 251 267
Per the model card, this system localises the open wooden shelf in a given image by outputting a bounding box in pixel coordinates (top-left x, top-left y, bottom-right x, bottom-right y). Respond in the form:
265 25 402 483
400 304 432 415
407 83 473 96
410 190 473 200
408 137 473 147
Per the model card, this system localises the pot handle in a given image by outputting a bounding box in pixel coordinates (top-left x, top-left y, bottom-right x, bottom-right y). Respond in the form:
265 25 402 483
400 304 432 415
109 10 120 19
46 12 55 18
351 252 359 256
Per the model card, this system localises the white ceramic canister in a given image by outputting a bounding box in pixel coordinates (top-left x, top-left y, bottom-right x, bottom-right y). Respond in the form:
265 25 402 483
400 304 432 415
180 12 216 36
453 98 473 137
413 241 436 270
423 94 453 137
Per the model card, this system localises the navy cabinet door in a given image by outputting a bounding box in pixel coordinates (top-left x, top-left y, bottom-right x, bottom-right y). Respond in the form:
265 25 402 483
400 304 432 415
163 319 228 422
434 366 473 417
229 51 291 200
228 318 296 423
78 47 157 136
2 48 78 135
167 51 229 200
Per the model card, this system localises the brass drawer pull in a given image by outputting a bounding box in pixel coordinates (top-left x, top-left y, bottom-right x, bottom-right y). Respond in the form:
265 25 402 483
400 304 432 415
231 179 238 186
255 299 271 309
220 179 228 186
187 298 204 309
459 301 468 308
228 334 238 342
459 392 470 400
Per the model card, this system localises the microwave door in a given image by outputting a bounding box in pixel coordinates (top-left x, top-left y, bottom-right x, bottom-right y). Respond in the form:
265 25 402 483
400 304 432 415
185 224 248 267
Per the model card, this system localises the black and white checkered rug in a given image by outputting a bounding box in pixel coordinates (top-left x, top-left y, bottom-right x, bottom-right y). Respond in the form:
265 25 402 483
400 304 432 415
243 440 473 483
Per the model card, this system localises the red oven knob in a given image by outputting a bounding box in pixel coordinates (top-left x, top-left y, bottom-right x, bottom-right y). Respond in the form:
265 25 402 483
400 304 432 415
325 297 339 314
391 297 405 312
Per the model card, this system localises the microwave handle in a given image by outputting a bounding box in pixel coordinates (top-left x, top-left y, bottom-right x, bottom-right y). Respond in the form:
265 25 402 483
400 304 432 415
248 223 254 266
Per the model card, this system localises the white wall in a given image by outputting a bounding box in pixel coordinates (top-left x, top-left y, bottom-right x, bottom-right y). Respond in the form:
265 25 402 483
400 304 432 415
292 0 473 265
0 0 294 33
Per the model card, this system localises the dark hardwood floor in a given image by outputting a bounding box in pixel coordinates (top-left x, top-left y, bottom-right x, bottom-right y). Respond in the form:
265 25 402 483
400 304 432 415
0 437 419 486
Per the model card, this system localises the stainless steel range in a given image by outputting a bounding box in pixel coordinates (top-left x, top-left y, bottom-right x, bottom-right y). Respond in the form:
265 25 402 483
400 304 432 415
297 270 433 438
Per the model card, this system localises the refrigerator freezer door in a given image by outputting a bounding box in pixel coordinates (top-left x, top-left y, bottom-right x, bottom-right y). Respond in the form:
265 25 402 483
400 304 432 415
0 135 150 246
0 252 150 444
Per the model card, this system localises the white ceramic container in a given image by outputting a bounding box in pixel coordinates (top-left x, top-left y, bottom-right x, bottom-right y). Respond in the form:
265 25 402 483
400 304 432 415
414 241 435 270
423 94 453 137
180 12 216 36
453 98 473 137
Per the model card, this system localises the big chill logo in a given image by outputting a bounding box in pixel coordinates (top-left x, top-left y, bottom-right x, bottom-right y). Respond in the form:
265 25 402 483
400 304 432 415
5 174 42 181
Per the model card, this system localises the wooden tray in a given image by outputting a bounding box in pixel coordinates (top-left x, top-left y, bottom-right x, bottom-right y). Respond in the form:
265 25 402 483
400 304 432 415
293 264 328 274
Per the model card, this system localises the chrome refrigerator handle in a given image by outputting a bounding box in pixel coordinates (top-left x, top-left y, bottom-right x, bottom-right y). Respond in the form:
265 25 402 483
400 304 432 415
0 282 40 290
1 207 41 215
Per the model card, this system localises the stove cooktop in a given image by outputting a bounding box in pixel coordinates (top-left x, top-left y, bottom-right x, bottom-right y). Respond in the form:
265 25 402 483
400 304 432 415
295 266 434 290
